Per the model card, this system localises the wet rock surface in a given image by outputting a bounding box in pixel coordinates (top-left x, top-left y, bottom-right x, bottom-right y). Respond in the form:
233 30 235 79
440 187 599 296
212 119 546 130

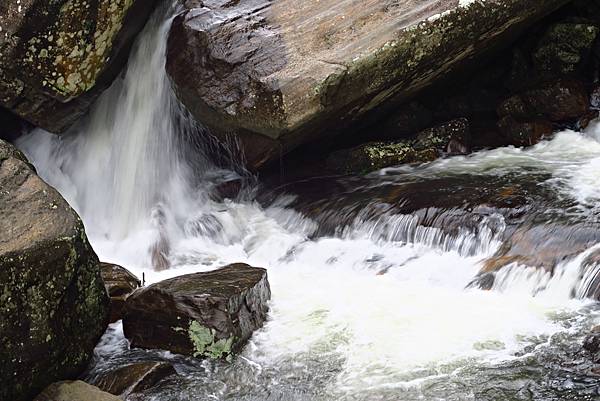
481 224 600 276
34 381 122 401
100 262 142 323
123 263 271 360
92 362 176 398
327 118 470 174
497 80 590 123
0 140 110 401
0 0 158 133
167 0 568 169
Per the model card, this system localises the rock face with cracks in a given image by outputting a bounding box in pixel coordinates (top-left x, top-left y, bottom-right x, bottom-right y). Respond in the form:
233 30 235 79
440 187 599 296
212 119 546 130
166 0 570 169
0 140 110 401
123 263 271 361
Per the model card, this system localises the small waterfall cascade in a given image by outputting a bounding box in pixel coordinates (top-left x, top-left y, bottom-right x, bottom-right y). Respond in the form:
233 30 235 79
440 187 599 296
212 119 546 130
15 4 600 401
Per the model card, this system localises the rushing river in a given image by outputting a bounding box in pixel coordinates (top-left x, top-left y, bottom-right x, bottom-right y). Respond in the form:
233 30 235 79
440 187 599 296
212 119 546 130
16 4 600 401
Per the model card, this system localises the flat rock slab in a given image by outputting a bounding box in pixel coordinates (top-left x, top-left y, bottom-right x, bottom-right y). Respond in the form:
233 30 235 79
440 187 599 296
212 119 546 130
0 140 109 401
123 263 271 360
167 0 570 169
34 381 122 401
93 362 176 398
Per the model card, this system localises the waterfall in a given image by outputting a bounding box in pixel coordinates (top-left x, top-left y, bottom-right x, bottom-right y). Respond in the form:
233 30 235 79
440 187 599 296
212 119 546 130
15 4 600 400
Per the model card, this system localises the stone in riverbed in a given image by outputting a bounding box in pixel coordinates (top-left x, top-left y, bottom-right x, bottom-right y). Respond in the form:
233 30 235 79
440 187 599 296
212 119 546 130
0 0 159 133
34 381 122 401
166 0 569 169
100 262 142 323
497 79 590 122
583 326 600 354
92 362 176 398
327 118 470 174
0 140 110 401
497 116 553 147
474 223 600 290
123 263 270 360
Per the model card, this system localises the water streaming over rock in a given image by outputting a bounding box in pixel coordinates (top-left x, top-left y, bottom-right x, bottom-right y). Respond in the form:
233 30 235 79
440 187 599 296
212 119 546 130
16 4 600 401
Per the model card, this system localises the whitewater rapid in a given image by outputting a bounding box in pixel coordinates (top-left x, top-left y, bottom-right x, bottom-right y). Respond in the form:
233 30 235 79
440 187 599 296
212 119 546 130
16 4 600 400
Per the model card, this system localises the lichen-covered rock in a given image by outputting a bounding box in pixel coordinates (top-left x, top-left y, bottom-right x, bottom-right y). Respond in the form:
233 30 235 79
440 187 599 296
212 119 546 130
327 118 470 174
34 381 122 401
100 262 141 323
166 0 569 169
123 263 270 361
0 0 158 133
533 23 599 77
92 362 176 398
0 139 110 401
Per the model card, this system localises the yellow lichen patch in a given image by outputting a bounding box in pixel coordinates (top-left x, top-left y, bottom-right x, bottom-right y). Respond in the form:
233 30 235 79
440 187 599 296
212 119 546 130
23 0 135 100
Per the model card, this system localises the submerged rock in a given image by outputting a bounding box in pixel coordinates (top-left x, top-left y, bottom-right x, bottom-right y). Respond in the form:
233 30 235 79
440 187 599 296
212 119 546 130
0 140 110 401
34 381 122 401
166 0 568 169
0 0 158 133
100 263 141 323
93 362 176 398
327 118 470 174
123 263 270 360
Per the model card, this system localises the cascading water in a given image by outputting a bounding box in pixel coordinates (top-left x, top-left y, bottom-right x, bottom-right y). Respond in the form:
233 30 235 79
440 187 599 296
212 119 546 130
15 4 600 401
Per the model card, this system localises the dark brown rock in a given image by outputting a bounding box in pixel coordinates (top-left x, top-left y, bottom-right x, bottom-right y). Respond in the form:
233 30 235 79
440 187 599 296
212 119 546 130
34 381 122 401
481 224 600 274
497 116 553 147
0 0 159 133
583 326 600 354
167 0 569 169
100 263 141 323
123 263 271 361
498 79 590 122
1 140 110 401
93 362 176 398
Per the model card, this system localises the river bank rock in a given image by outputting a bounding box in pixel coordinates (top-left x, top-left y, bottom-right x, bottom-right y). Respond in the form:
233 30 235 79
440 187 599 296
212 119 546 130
0 0 158 133
166 0 568 169
93 362 176 398
0 140 110 401
327 118 470 174
123 263 271 360
100 263 141 323
34 381 122 401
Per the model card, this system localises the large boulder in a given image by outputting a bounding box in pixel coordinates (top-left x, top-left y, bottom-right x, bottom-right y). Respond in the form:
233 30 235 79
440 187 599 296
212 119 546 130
0 140 110 401
0 0 158 133
123 263 271 361
166 0 569 169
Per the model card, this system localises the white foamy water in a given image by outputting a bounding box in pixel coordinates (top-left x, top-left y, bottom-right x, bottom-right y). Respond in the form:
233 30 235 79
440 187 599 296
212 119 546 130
15 5 600 400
